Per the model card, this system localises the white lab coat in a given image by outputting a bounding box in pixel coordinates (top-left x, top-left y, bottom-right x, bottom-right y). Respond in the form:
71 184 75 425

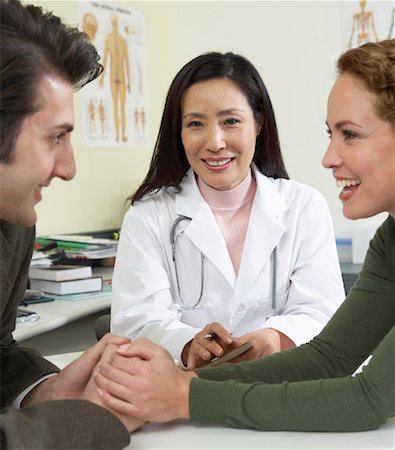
112 165 345 359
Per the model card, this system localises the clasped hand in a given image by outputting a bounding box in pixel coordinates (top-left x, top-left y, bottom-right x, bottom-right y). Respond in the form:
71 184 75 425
22 333 146 433
90 338 196 424
83 341 146 432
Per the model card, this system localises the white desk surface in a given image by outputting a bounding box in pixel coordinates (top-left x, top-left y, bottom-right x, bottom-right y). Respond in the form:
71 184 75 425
14 267 112 341
47 353 395 450
14 294 111 341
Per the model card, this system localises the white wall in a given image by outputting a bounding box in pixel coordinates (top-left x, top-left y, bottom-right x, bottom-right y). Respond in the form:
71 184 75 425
169 0 388 236
33 1 389 237
34 1 174 235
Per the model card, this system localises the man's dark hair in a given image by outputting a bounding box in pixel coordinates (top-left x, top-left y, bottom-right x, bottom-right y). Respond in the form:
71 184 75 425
131 51 288 204
0 0 103 162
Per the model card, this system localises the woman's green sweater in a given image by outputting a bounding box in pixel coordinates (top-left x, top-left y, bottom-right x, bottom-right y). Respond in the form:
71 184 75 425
190 216 395 431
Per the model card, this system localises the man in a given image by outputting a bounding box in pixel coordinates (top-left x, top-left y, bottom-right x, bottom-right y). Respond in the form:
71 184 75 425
0 1 139 447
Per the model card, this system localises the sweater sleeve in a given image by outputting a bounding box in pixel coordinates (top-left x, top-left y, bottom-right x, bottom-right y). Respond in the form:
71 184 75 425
0 400 130 449
190 216 395 431
190 327 394 431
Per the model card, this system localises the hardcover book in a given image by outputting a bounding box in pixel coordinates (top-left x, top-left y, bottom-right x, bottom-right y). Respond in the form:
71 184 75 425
30 276 102 295
29 265 92 281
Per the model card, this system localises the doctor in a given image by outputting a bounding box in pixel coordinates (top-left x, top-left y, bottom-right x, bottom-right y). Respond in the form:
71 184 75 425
111 52 345 369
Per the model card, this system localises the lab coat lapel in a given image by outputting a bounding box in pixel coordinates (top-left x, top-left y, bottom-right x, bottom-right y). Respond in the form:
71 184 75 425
234 171 287 300
175 170 236 288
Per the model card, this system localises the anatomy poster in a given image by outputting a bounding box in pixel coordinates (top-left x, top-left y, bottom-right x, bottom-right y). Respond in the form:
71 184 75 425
341 0 394 50
77 1 149 148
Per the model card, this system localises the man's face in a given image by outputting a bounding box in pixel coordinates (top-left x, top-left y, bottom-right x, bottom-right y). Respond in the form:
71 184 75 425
0 76 76 226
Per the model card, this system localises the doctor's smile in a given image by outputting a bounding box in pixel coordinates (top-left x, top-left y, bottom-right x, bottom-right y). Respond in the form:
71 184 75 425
202 157 234 170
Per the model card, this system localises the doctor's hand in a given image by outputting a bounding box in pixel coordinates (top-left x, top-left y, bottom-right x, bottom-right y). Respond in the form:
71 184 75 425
83 342 146 433
94 338 197 423
231 328 295 363
181 322 234 369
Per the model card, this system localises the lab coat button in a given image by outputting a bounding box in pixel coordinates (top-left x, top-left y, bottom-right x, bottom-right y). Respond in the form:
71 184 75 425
237 303 245 313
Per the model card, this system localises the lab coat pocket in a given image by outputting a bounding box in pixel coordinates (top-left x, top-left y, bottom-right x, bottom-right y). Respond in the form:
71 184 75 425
254 290 287 315
181 290 229 328
232 291 288 335
242 295 273 320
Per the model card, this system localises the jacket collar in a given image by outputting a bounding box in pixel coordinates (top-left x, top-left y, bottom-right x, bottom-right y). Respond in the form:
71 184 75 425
173 165 288 290
175 164 288 220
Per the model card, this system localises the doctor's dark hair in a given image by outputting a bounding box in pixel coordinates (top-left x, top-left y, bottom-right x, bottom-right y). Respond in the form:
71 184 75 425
131 51 289 204
0 0 103 163
337 39 395 128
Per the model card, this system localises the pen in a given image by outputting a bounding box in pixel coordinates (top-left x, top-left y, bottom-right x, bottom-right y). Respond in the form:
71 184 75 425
204 333 219 340
204 332 233 343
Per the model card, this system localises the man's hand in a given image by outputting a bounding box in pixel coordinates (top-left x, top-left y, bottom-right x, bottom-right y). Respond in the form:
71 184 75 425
22 333 130 405
95 338 197 423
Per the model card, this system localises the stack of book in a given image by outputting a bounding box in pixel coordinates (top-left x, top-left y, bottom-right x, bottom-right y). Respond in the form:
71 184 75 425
29 264 103 295
35 234 119 266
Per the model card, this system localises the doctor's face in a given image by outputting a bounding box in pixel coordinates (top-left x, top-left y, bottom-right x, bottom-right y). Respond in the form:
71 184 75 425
323 73 395 219
181 78 260 191
0 76 76 227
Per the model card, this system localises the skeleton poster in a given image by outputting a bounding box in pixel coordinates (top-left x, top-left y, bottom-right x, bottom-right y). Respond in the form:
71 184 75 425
341 0 394 50
77 1 149 148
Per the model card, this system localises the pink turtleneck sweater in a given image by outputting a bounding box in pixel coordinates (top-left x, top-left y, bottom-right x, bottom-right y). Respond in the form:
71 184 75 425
198 170 257 275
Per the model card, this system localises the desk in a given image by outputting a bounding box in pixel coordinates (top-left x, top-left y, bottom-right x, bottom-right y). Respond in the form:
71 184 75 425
47 353 395 450
14 267 112 355
129 420 395 450
14 293 111 342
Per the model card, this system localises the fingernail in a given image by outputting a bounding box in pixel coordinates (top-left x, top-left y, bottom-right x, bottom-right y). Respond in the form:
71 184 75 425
117 343 130 353
97 388 104 397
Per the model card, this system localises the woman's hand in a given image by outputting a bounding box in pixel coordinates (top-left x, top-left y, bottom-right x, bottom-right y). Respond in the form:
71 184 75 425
181 322 234 369
94 338 197 423
83 343 147 433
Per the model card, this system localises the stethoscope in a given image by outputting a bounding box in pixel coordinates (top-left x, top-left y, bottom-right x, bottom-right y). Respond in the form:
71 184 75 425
170 215 277 314
170 216 205 310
